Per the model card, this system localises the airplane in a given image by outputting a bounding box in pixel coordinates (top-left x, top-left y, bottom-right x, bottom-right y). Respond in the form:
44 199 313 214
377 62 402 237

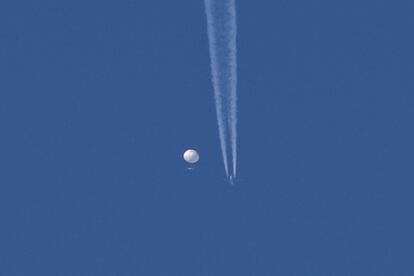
229 175 235 185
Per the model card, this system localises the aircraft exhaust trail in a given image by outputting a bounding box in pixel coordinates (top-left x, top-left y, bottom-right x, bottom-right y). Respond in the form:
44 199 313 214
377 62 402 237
204 0 238 179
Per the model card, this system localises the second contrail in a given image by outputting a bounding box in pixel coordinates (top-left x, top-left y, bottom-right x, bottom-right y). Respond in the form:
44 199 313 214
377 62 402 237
204 0 238 179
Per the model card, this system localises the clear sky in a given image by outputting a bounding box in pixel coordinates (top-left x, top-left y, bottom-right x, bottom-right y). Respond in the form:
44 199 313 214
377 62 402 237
1 0 414 275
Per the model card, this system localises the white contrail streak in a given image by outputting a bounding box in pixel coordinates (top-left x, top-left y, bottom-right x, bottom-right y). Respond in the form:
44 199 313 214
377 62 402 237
204 0 238 179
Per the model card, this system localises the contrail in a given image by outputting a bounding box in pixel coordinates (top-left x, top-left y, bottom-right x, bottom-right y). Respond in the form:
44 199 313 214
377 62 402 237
204 0 238 179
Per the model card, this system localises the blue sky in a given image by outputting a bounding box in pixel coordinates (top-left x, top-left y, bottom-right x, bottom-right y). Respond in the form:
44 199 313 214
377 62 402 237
1 0 414 275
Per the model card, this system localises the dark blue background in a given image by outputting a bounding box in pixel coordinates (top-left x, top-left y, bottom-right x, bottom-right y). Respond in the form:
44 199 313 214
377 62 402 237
1 0 413 275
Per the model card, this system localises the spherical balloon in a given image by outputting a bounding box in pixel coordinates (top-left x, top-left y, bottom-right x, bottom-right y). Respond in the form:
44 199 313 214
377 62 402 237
183 149 199 164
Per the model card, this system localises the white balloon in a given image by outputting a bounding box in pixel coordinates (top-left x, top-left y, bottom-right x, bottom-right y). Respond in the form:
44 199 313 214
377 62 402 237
183 149 200 164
